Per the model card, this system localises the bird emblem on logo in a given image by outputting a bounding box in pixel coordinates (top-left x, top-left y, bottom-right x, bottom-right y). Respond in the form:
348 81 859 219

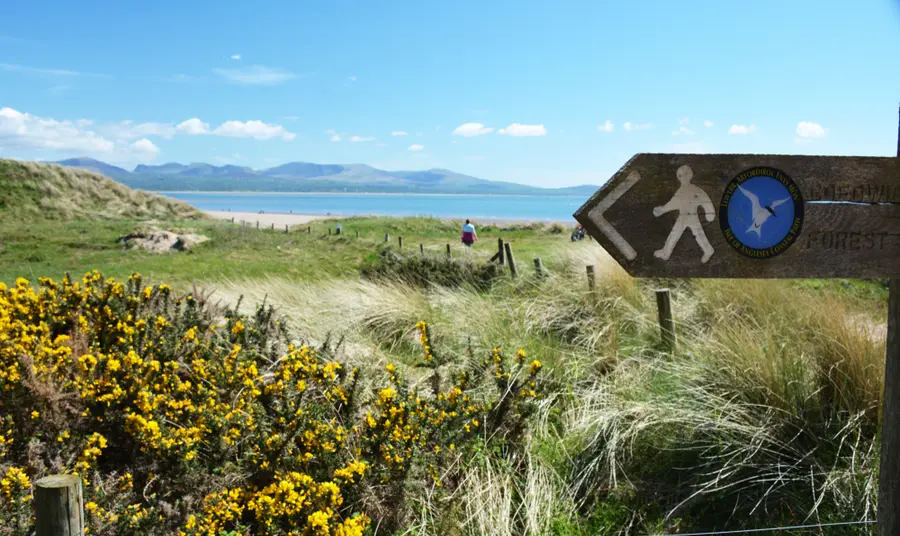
737 184 791 239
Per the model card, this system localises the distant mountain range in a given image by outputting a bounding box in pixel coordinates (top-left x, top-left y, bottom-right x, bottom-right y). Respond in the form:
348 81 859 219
51 157 599 196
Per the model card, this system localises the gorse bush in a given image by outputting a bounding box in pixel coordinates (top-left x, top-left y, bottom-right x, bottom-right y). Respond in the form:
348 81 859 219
360 246 505 291
0 272 544 535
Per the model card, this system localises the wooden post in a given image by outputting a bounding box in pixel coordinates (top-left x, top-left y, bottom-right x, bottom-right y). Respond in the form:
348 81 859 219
231 217 234 223
655 288 676 352
328 228 332 236
533 258 544 278
586 265 596 292
285 224 289 233
877 105 900 536
35 474 84 536
420 244 425 255
307 226 311 234
446 244 451 259
497 238 506 265
356 230 360 239
256 221 259 229
385 233 390 243
504 242 517 278
270 223 274 230
398 236 403 249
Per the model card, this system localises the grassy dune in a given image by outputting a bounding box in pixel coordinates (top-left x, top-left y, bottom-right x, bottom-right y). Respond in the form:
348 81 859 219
0 161 890 534
212 243 887 534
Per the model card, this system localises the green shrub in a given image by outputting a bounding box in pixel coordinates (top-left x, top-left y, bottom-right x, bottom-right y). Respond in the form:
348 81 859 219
360 246 505 291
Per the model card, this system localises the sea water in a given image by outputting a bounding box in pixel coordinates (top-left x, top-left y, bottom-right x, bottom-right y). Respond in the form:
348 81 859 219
159 192 587 222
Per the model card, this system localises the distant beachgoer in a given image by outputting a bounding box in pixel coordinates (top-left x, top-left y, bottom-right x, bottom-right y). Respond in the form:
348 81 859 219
461 219 477 254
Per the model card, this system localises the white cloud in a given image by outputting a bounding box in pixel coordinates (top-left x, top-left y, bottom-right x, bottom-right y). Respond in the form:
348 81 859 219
596 120 614 133
623 122 652 132
679 117 690 125
101 120 177 140
391 130 408 136
0 62 110 78
408 144 424 151
75 119 93 128
0 106 155 162
176 118 210 135
230 54 241 60
348 75 357 82
213 120 295 141
728 124 757 135
130 138 159 154
497 123 547 137
213 65 296 85
703 120 713 128
349 135 375 142
452 122 494 137
796 121 828 138
672 126 695 136
330 135 341 142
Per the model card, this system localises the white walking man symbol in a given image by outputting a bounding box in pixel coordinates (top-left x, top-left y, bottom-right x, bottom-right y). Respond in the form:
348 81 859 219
652 165 715 263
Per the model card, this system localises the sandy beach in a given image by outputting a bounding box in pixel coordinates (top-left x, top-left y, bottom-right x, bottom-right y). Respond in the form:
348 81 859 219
206 211 324 227
205 210 574 228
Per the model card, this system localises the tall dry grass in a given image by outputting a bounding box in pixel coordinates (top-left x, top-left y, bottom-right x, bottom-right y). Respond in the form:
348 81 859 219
1 159 200 220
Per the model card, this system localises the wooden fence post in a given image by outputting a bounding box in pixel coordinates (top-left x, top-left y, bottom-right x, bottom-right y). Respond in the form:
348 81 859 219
420 244 425 255
231 217 234 223
497 238 506 265
385 233 390 243
504 242 517 278
328 228 332 236
35 474 84 536
270 223 274 230
285 224 289 233
655 288 676 352
398 236 403 249
356 230 360 239
446 244 451 259
876 104 900 536
256 221 259 229
307 226 311 234
586 265 596 292
533 258 544 278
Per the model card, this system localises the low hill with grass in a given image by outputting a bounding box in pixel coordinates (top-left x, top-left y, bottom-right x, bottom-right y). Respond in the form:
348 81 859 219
0 159 200 221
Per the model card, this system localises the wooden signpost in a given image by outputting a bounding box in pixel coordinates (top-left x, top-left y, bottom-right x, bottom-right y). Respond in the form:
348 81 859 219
574 120 899 535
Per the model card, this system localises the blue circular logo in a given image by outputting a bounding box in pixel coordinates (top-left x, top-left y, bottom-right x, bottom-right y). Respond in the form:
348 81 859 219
719 167 804 258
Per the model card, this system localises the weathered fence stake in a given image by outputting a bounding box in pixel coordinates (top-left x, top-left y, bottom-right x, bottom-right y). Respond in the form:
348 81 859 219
270 223 274 230
35 474 84 536
533 258 544 278
877 105 900 536
398 236 403 249
420 244 425 255
356 230 360 239
504 242 517 278
307 226 311 234
231 217 234 223
256 221 259 229
446 244 451 259
586 265 596 292
285 224 289 233
328 228 332 236
497 238 506 265
655 288 676 352
385 233 390 243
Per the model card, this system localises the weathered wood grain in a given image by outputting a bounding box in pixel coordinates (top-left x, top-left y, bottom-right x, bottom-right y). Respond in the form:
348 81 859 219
35 474 84 536
574 153 900 278
655 288 676 352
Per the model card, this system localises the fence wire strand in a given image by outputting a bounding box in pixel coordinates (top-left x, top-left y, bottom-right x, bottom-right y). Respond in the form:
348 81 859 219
651 519 876 536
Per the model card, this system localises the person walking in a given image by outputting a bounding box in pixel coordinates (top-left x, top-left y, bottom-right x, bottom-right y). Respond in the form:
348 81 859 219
461 219 477 254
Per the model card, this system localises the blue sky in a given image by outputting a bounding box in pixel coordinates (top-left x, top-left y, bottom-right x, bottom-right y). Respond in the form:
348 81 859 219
1 0 898 188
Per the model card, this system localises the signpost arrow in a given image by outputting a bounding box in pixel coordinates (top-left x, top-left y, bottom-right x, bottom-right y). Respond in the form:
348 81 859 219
574 153 899 278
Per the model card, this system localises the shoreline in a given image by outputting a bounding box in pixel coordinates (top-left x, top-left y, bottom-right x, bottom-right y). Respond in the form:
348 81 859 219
161 191 587 198
205 210 574 227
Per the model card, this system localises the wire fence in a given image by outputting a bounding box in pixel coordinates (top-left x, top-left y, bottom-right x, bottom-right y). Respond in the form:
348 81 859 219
650 520 876 536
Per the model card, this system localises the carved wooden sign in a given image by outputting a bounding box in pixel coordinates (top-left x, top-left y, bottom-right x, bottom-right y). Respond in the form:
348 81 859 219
573 153 900 278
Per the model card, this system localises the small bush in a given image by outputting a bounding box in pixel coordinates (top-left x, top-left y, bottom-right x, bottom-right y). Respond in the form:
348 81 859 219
0 273 544 535
360 247 505 291
548 222 566 234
